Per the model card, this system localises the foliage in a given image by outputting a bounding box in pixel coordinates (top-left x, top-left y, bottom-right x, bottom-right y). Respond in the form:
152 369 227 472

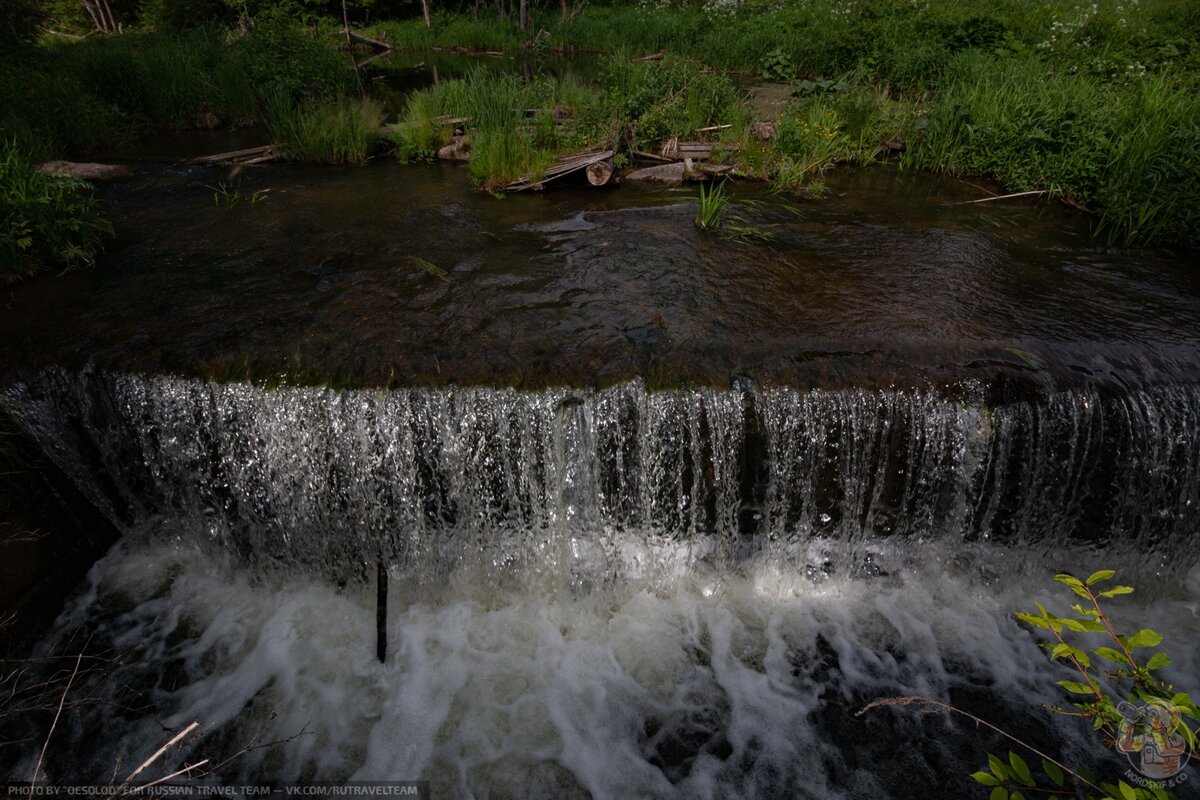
388 69 611 188
759 48 795 81
235 8 351 103
265 92 382 164
601 55 740 146
369 0 1200 247
208 182 271 209
694 180 729 231
0 141 113 283
905 50 1200 245
972 570 1198 800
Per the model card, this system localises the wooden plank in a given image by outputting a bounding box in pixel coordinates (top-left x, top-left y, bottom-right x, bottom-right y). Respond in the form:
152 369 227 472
187 145 277 165
503 149 614 191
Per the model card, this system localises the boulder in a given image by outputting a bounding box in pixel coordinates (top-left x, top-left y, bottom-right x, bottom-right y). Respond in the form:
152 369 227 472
625 162 687 183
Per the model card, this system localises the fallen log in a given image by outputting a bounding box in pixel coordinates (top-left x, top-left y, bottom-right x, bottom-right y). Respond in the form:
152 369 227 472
37 161 132 181
339 27 392 51
586 159 614 186
635 50 665 62
502 149 614 192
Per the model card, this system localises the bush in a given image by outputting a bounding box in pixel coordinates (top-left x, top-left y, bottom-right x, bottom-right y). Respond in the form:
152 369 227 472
0 141 113 283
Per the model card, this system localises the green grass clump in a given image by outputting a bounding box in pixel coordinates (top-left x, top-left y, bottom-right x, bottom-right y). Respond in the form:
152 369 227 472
388 69 614 189
0 140 113 283
265 93 384 165
602 55 740 145
695 181 730 231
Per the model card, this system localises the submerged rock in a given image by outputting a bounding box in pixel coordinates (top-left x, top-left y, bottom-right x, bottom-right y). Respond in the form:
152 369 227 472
37 161 132 181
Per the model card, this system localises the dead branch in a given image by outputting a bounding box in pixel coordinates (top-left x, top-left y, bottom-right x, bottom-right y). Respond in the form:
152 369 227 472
957 189 1048 205
31 653 82 786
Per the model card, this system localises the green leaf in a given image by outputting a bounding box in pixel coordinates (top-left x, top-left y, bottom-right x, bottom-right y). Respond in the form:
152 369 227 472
1054 574 1092 599
1010 794 1025 800
1145 652 1171 670
1041 758 1064 787
1086 569 1115 585
1094 646 1130 665
1058 617 1105 633
1058 680 1095 694
972 771 1000 787
1015 611 1049 629
1050 643 1072 660
990 788 1009 800
988 753 1009 781
1125 629 1164 648
1008 752 1034 787
1118 780 1136 800
1100 585 1134 597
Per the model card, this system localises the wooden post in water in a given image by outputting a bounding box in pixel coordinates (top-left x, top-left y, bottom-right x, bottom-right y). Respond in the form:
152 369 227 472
376 559 388 663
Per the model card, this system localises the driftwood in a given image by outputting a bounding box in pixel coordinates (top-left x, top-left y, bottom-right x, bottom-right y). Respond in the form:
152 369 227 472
503 149 614 191
187 145 281 166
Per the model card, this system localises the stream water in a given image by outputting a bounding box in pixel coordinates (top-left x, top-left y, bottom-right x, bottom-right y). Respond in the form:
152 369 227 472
1 135 1199 797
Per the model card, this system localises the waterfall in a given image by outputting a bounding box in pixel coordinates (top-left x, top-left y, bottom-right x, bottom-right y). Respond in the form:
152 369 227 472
7 369 1199 579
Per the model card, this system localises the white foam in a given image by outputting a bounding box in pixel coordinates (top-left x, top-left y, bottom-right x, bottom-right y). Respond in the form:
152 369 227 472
20 538 1198 798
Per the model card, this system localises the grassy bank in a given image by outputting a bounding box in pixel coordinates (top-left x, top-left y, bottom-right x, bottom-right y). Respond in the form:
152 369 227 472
0 142 112 284
388 57 739 188
0 13 370 279
372 0 1200 246
1 0 1197 252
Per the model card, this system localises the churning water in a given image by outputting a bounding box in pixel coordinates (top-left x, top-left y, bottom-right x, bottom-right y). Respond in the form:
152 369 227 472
3 371 1199 797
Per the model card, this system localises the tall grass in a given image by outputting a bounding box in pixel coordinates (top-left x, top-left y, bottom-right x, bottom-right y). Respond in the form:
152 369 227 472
694 181 730 231
908 52 1200 245
265 93 384 165
388 69 608 188
389 58 739 187
0 141 113 283
0 20 351 160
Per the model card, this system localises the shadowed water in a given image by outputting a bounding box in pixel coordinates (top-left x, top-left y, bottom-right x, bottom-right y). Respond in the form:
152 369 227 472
1 161 1197 390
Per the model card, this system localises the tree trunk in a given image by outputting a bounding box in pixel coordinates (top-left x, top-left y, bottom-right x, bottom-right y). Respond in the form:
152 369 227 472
420 0 431 29
519 0 528 32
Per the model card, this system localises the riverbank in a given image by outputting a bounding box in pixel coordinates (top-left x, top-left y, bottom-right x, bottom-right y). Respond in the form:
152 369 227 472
1 0 1197 285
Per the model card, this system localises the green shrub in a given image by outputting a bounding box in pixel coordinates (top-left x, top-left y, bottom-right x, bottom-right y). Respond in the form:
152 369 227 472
0 141 113 283
235 9 350 103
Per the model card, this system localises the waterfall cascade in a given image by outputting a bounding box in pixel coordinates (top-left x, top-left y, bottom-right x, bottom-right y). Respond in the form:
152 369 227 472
8 370 1199 580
